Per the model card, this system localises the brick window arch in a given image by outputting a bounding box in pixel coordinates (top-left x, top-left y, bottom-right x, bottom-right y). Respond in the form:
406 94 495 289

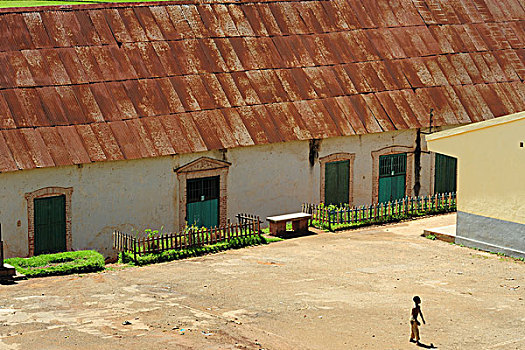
25 187 73 256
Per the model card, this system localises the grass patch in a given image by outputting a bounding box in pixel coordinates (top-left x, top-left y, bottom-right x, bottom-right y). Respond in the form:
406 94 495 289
119 235 272 266
425 234 436 240
5 250 105 278
261 222 292 235
265 236 284 243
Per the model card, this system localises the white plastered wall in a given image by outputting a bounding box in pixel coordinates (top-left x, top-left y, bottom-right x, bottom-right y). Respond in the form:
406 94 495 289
225 140 313 219
1 129 441 258
319 129 434 205
0 156 178 258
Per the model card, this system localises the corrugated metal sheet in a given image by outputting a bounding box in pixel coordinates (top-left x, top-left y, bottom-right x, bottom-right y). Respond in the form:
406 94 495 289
0 0 524 172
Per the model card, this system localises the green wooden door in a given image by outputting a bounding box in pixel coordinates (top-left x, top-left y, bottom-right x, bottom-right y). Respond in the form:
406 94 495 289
325 160 350 205
435 153 457 194
378 153 407 203
34 195 66 255
186 176 219 228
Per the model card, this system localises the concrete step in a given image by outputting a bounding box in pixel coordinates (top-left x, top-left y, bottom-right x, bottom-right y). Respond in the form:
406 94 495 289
423 224 456 243
0 264 26 282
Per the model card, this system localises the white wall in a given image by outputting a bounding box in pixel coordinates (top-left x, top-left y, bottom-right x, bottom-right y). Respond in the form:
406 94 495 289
320 129 433 205
0 129 441 258
226 140 313 218
0 156 176 258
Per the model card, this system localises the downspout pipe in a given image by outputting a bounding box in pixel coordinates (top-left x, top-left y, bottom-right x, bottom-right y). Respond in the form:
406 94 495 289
414 129 422 197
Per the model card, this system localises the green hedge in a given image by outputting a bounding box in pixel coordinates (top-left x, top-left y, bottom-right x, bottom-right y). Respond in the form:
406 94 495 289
120 235 271 266
5 250 105 278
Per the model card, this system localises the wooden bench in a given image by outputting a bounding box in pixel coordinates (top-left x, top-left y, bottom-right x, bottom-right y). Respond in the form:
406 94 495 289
266 213 312 236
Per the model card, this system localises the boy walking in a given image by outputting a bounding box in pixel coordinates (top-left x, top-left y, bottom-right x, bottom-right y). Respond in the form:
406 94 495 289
410 296 425 344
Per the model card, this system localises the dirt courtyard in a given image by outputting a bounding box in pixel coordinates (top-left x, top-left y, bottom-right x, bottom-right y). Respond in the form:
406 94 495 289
1 214 524 350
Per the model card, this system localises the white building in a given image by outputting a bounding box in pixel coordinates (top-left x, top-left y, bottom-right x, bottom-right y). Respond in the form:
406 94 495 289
1 0 524 258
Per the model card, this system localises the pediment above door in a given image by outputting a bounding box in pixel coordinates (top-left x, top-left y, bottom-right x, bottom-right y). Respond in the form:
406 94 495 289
175 157 231 174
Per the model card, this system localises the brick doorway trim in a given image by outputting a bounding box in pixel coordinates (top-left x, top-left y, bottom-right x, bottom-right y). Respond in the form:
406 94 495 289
429 152 437 195
24 187 73 257
371 146 414 204
175 157 231 231
319 153 355 205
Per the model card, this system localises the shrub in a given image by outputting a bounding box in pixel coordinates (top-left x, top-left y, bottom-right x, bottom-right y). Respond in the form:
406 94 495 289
5 250 105 278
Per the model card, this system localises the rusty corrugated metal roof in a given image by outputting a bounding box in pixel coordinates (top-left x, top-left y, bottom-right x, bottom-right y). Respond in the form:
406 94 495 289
0 0 524 172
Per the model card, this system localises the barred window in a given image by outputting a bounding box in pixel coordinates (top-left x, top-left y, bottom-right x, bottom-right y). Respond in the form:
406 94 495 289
187 176 220 203
379 153 407 177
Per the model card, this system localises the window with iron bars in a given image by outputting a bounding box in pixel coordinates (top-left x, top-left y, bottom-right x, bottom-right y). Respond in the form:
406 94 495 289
379 153 407 177
187 176 220 203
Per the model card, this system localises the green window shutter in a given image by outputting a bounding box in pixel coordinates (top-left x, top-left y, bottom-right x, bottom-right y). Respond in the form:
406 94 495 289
378 177 392 204
378 153 407 203
435 153 457 194
337 160 350 205
325 160 350 205
186 176 220 228
187 199 219 228
34 195 67 255
391 172 406 201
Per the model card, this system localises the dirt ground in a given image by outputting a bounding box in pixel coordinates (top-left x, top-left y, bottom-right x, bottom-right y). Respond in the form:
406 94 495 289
1 214 524 350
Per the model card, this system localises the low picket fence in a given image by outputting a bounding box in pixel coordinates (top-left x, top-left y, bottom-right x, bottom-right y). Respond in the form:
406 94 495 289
302 193 456 231
113 215 261 262
236 213 263 226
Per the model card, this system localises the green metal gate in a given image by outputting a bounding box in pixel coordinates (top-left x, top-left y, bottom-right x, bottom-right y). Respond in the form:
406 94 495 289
325 160 350 205
378 153 407 203
187 176 219 228
435 153 457 194
34 195 67 255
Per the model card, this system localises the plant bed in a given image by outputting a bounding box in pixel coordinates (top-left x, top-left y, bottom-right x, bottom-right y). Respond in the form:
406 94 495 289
119 235 274 266
305 194 456 232
326 209 456 232
5 250 105 278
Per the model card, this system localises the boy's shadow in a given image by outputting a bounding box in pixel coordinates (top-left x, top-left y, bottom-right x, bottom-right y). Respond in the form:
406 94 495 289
417 341 437 349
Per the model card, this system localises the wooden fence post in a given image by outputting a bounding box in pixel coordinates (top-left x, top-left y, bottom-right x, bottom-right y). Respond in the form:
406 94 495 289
133 236 137 263
0 223 3 269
